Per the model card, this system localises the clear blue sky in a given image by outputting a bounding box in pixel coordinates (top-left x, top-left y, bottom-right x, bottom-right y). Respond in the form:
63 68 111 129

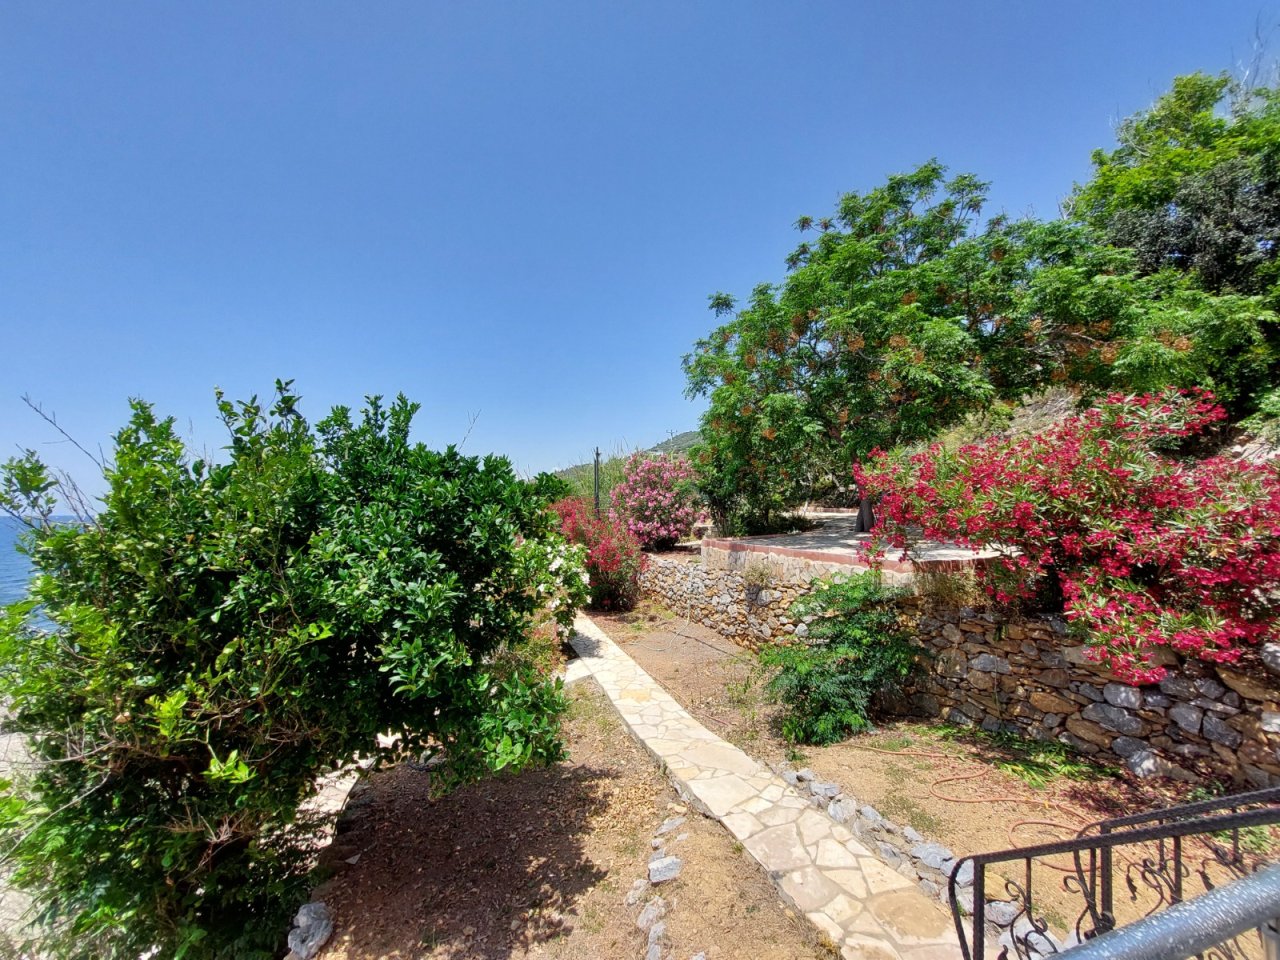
2 2 1277 495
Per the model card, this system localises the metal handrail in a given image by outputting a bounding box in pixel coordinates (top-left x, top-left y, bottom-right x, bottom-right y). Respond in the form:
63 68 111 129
955 805 1280 870
1054 862 1280 960
947 785 1280 960
1088 785 1280 832
1083 782 1280 948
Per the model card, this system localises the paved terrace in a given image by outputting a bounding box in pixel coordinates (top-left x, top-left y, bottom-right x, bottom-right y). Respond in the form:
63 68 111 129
703 516 1002 577
569 614 960 960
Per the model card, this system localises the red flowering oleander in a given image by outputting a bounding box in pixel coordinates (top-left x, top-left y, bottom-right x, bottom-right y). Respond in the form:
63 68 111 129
856 389 1278 684
551 497 646 610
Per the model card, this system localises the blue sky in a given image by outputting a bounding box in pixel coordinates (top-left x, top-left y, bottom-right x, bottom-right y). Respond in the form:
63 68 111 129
2 1 1277 494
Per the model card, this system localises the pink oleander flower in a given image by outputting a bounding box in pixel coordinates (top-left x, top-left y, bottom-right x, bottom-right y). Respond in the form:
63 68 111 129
609 453 700 551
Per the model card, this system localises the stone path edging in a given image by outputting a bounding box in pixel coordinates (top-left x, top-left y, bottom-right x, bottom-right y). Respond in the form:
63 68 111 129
569 613 961 960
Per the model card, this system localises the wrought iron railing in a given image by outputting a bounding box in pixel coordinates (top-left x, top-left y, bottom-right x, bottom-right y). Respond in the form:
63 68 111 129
947 785 1280 960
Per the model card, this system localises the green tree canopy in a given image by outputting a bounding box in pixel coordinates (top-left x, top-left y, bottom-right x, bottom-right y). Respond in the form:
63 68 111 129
687 73 1280 532
1070 72 1280 301
682 162 1129 531
1069 71 1280 420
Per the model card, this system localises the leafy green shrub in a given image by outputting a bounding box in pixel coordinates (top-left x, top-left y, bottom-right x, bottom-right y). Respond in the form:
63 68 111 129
0 383 587 960
761 573 918 745
527 470 574 504
1242 385 1280 442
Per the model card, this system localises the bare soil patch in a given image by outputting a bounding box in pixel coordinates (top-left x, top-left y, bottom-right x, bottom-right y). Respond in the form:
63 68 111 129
314 678 831 960
593 602 1278 946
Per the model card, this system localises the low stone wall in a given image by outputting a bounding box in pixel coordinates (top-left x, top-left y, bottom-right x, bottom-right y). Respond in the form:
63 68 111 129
640 554 816 650
904 602 1280 787
701 539 884 585
701 537 937 587
639 554 1280 787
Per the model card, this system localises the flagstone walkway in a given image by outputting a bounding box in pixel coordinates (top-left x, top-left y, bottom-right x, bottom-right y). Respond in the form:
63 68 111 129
569 614 961 960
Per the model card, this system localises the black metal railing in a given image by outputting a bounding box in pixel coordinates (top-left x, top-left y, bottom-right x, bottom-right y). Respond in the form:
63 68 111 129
947 785 1280 960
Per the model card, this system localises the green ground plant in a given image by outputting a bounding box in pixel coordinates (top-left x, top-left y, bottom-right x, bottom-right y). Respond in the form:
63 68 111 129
921 723 1112 789
761 573 918 745
741 560 774 594
0 383 587 960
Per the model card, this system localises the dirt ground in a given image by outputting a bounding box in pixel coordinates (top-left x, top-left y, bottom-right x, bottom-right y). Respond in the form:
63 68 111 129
314 679 833 960
593 602 1278 948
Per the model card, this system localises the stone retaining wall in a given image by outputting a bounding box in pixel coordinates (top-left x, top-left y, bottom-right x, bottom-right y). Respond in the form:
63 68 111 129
701 537 931 587
903 602 1280 788
702 539 886 585
640 554 815 650
639 554 1280 787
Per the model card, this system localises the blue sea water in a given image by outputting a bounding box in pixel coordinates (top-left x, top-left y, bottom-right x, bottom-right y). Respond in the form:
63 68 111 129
0 517 35 606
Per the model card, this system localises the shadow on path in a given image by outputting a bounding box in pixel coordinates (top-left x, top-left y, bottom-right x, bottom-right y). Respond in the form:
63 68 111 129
315 758 616 959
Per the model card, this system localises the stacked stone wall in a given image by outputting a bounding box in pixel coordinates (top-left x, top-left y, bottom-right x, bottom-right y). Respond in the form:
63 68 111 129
639 554 816 649
640 554 1280 787
701 541 878 585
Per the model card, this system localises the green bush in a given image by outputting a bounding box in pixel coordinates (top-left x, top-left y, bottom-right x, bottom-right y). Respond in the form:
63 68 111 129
761 573 918 745
1242 385 1280 441
0 383 587 960
527 470 574 503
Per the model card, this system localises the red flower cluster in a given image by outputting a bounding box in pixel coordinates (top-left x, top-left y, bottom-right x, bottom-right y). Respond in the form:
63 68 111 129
551 497 647 610
857 389 1279 683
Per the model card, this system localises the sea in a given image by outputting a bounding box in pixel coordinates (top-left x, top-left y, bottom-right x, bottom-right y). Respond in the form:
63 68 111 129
0 517 34 606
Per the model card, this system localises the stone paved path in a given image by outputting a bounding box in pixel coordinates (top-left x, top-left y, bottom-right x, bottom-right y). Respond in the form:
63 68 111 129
569 614 961 960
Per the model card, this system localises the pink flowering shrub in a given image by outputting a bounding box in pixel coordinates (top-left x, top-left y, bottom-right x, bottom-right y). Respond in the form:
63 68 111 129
856 389 1280 683
610 453 700 550
551 497 646 610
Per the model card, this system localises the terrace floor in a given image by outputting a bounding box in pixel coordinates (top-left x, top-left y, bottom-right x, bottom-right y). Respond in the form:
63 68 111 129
703 516 1003 575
